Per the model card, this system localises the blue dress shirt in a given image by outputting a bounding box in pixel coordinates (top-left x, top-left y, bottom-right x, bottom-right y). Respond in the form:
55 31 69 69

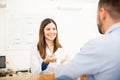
41 61 49 71
55 22 120 80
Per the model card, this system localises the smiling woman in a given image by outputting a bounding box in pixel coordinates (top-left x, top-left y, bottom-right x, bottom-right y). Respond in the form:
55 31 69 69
31 18 68 74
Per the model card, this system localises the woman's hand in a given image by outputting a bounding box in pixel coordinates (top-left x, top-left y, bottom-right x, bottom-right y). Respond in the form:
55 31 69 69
44 55 57 64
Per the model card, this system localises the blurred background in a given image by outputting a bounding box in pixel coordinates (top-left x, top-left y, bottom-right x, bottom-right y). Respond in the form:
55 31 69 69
0 0 101 71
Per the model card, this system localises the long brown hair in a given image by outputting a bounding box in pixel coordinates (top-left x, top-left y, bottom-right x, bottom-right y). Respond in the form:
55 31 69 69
37 18 62 59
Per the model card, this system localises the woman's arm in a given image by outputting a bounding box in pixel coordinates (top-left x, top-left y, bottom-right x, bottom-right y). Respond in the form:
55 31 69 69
31 47 43 74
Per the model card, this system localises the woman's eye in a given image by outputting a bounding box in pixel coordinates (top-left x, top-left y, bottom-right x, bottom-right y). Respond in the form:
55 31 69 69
46 28 50 30
45 27 56 31
53 28 56 30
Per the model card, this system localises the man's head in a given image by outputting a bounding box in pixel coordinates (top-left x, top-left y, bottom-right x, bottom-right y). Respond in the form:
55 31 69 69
97 0 120 34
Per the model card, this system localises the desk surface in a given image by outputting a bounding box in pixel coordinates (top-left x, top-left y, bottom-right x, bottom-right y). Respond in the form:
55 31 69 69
0 74 55 80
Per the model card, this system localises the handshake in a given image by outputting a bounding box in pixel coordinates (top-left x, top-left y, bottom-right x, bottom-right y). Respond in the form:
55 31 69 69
44 54 68 64
44 54 57 64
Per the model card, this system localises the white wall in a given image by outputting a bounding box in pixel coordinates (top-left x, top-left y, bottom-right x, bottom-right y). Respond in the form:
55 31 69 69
0 0 101 70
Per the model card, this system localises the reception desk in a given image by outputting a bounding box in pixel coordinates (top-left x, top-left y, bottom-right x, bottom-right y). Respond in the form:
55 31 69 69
0 73 55 80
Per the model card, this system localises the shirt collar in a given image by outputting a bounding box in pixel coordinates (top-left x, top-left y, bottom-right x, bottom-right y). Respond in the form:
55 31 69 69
105 22 120 34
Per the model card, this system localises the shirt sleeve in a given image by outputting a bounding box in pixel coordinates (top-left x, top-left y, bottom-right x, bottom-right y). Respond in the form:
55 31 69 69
31 46 43 74
41 61 49 71
55 39 100 80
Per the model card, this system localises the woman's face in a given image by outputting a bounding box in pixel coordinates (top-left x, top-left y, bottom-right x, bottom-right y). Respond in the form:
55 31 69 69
44 22 57 41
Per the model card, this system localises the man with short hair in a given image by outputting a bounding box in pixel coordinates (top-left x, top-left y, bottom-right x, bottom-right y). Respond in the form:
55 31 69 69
55 0 120 80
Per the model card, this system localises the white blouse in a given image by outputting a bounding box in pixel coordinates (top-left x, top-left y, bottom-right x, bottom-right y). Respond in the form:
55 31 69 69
30 46 67 74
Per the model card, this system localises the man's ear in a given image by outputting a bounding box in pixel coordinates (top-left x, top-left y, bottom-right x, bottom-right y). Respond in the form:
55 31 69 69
99 8 106 21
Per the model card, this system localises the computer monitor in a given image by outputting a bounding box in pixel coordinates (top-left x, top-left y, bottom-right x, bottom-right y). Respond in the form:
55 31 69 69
0 56 6 69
